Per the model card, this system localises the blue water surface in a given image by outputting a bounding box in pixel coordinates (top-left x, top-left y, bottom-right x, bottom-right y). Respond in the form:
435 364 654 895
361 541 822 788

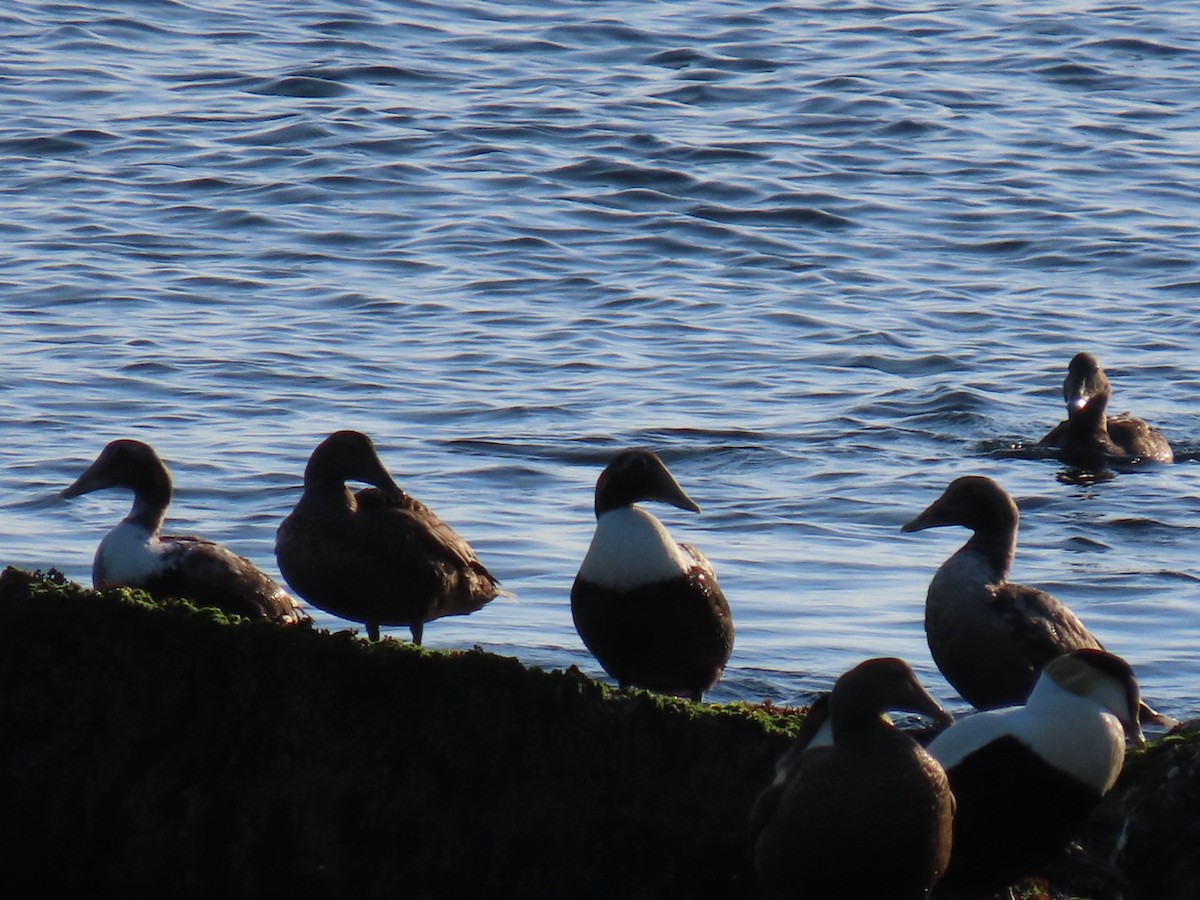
3 0 1200 717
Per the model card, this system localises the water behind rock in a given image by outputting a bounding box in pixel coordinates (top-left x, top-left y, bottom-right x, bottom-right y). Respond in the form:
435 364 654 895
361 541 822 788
3 0 1199 717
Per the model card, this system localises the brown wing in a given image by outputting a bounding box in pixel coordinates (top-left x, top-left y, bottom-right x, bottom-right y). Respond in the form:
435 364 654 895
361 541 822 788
152 535 303 623
1038 419 1069 446
355 488 500 611
989 582 1103 668
1107 414 1174 462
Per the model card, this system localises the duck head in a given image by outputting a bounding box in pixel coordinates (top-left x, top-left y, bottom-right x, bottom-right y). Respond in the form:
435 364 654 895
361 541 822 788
1063 352 1112 418
901 475 1018 536
62 439 172 504
593 449 701 518
304 430 403 498
830 657 954 737
1045 649 1145 747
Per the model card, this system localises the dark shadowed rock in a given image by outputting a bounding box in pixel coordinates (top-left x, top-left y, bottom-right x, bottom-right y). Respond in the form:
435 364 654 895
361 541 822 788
0 567 789 899
0 568 1196 900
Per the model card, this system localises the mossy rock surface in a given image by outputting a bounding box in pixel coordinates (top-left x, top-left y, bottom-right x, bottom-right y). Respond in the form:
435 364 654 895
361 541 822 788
2 567 1198 899
0 567 793 898
1062 723 1200 900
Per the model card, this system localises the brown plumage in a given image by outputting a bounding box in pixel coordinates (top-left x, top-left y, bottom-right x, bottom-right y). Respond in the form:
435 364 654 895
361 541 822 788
62 439 303 624
750 658 955 900
902 475 1168 726
1039 352 1173 466
275 430 500 643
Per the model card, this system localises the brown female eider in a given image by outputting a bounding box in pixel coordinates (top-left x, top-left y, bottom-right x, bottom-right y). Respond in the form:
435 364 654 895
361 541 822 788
927 649 1142 899
62 439 303 623
902 475 1167 725
570 449 734 702
750 658 955 900
1039 352 1173 466
275 430 500 643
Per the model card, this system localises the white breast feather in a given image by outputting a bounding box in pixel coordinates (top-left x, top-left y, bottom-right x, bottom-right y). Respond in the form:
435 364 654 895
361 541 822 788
928 677 1126 793
577 506 694 590
95 520 167 587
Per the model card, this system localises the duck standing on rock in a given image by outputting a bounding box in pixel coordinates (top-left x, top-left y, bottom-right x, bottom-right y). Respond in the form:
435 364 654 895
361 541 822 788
750 658 955 900
571 449 734 702
1038 351 1173 466
62 439 304 623
927 649 1143 899
901 475 1168 726
275 430 501 643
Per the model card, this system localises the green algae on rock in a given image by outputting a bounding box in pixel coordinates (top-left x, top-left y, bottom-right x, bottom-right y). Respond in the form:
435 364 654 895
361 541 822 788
1 567 1196 900
0 567 790 898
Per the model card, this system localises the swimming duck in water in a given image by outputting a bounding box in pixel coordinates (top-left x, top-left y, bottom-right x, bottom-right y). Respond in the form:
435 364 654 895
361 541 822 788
570 449 734 702
62 439 303 623
902 475 1167 726
275 430 500 643
927 649 1142 899
1039 352 1173 466
750 658 955 900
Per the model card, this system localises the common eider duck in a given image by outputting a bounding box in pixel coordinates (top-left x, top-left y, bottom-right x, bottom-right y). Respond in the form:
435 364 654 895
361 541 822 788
62 439 303 623
902 475 1168 726
570 449 734 702
1039 352 1173 466
927 649 1142 899
750 659 955 900
747 693 832 856
275 430 500 643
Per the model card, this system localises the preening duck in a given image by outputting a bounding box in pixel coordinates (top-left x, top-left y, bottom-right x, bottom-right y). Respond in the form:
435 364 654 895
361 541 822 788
927 649 1142 899
750 658 955 900
901 475 1167 726
275 430 500 643
570 449 734 702
61 439 303 623
1039 352 1173 466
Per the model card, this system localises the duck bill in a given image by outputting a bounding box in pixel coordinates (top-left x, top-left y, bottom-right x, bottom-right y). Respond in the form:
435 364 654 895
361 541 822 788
889 668 954 727
1124 709 1147 748
901 500 944 533
1127 701 1154 748
659 478 701 513
1066 386 1093 412
1063 370 1099 412
61 461 110 499
362 462 405 503
1129 723 1147 749
908 688 954 729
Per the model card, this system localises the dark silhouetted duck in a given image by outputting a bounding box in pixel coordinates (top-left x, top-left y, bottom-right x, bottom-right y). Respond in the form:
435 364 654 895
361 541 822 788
275 430 500 643
1039 352 1173 466
570 449 734 702
750 658 955 900
902 476 1169 727
747 693 831 854
927 649 1142 899
62 439 304 623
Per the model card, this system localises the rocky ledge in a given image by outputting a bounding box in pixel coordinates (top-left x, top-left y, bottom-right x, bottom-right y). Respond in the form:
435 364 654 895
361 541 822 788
0 567 1195 899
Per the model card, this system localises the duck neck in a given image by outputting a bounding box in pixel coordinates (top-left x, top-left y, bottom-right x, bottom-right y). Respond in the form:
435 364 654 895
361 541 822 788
126 467 171 536
830 705 891 741
964 520 1017 581
300 477 358 510
1069 391 1110 438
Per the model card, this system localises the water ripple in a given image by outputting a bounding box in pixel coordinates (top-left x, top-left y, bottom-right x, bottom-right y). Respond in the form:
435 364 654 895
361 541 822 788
3 0 1200 716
